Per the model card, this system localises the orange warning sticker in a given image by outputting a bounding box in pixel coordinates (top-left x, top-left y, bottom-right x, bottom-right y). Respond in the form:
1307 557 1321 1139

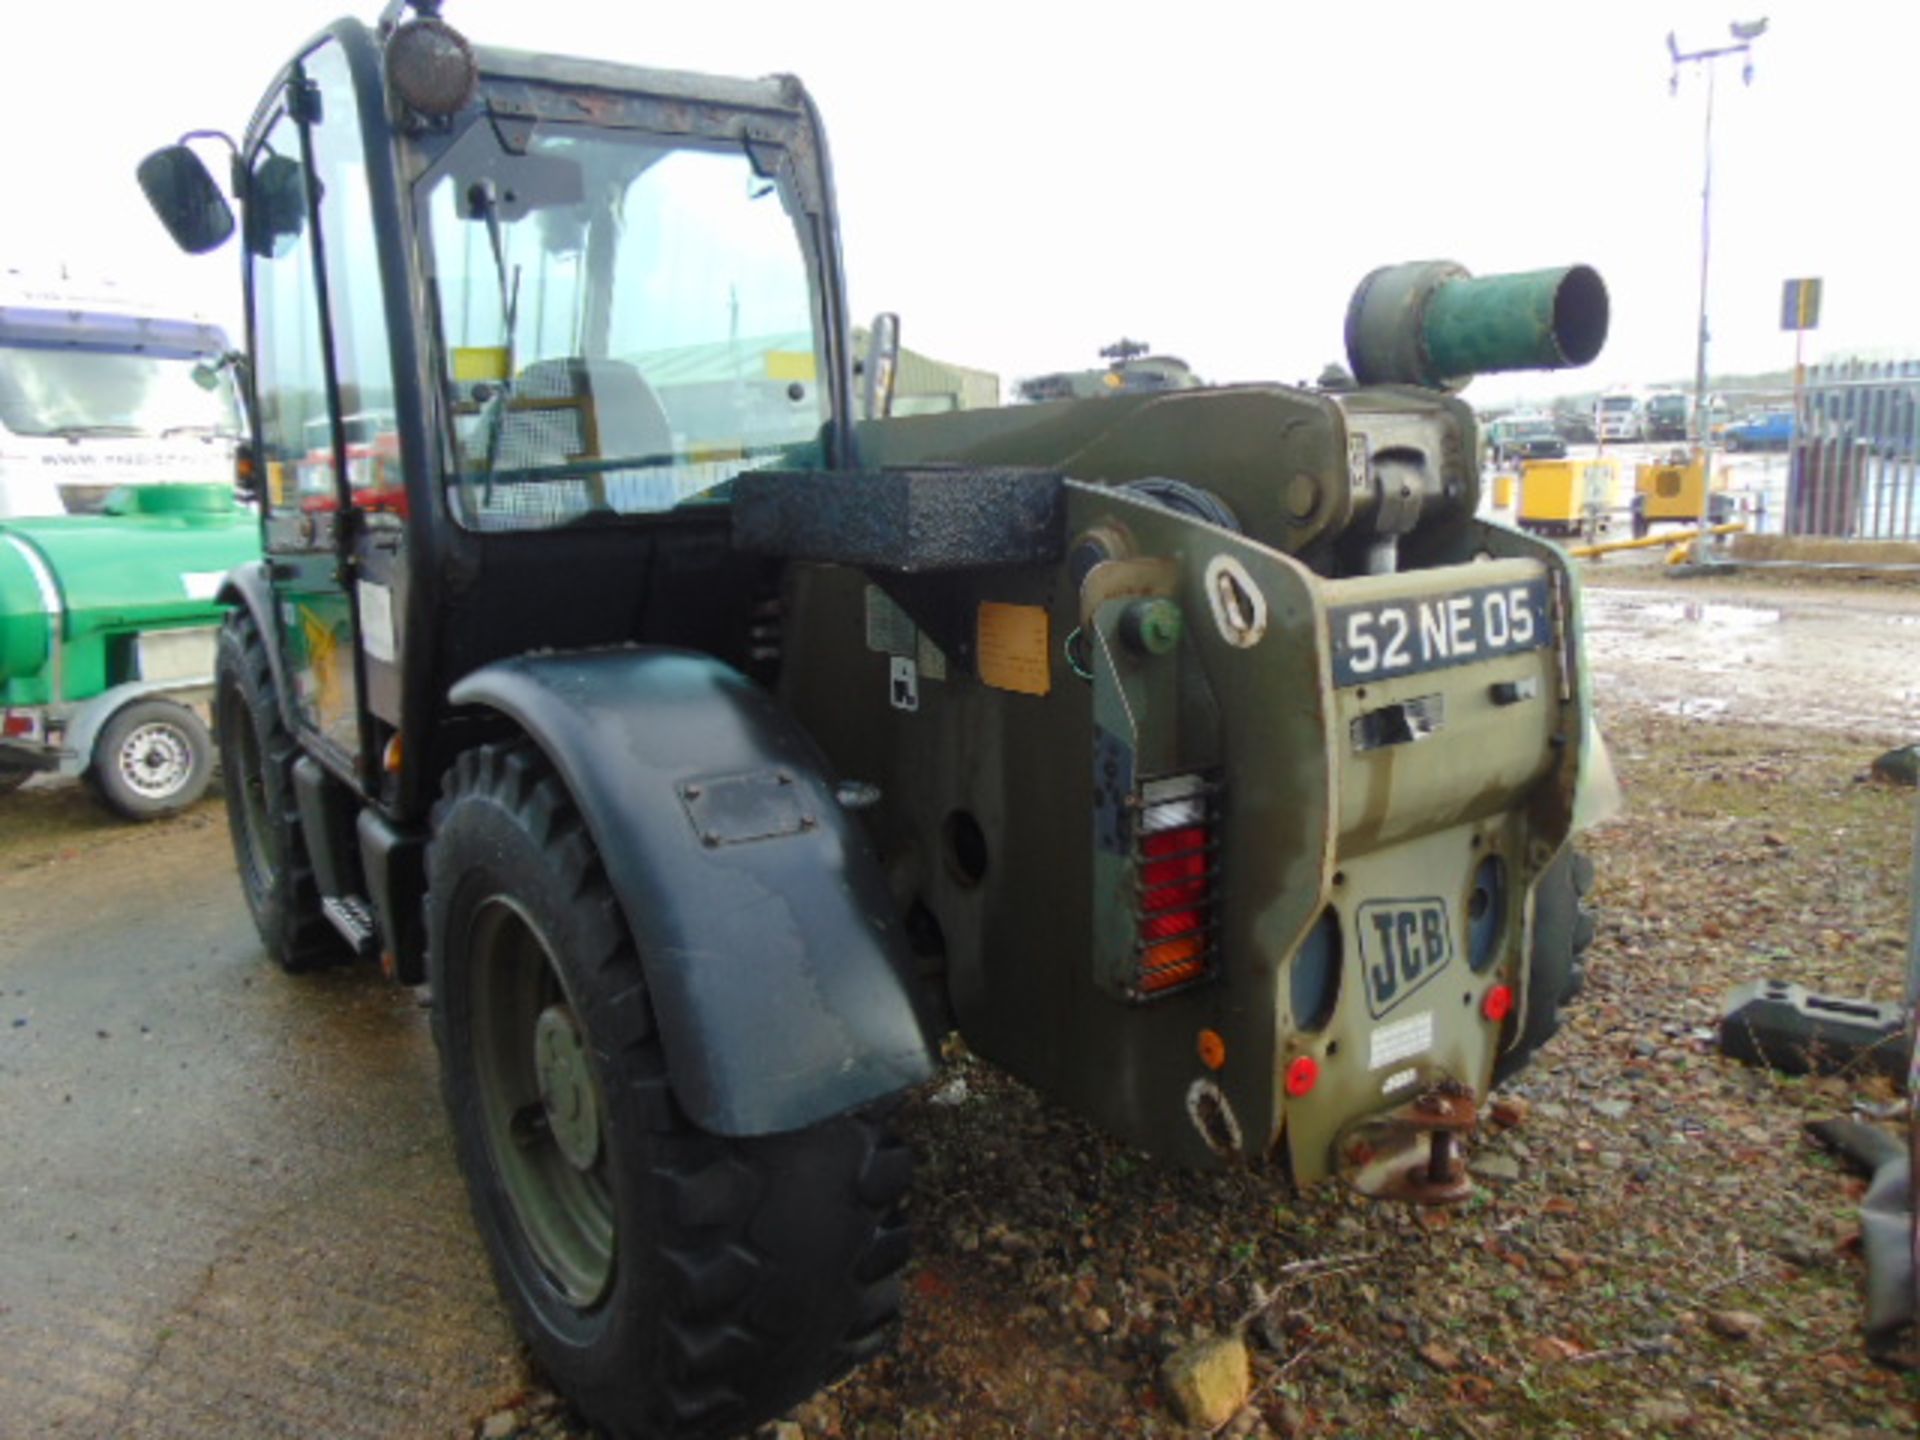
977 602 1050 696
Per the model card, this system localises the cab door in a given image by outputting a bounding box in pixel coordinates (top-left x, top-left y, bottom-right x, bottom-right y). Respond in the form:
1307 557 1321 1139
244 36 404 782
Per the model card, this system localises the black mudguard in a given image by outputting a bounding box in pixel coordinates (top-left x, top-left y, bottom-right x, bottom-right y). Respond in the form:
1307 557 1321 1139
217 562 297 732
450 648 938 1137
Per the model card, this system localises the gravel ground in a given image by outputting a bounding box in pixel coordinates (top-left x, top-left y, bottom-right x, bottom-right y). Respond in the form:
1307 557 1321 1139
472 579 1919 1438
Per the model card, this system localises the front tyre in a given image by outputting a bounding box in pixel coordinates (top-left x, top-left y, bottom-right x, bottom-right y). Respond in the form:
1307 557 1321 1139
215 611 339 970
428 744 910 1440
90 698 213 821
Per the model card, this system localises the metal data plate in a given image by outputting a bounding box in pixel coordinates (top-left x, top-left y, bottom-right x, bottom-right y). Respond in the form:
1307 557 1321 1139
1328 578 1551 688
679 769 812 848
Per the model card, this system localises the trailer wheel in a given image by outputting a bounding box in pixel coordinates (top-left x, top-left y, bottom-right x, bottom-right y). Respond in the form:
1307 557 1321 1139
215 611 339 971
428 743 910 1440
90 698 213 821
1493 846 1595 1088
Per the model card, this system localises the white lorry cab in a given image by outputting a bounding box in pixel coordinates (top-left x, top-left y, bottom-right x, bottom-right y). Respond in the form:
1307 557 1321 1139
0 272 240 518
1593 388 1645 443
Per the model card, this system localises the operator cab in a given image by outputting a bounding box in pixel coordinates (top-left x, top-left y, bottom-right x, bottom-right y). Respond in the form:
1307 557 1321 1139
138 11 857 816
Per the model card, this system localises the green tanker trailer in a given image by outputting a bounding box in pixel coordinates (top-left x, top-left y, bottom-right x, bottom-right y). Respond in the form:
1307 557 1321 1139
0 483 258 817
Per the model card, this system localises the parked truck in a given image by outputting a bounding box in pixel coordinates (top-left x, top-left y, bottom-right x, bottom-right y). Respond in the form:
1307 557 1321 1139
0 483 258 814
1593 387 1644 442
0 272 241 518
139 9 1615 1437
1643 390 1692 443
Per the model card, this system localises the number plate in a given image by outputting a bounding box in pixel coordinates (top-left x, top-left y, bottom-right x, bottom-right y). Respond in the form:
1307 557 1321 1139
1329 579 1551 688
1357 897 1453 1018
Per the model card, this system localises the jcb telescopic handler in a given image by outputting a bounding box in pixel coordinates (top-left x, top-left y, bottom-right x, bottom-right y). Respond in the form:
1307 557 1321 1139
140 6 1615 1436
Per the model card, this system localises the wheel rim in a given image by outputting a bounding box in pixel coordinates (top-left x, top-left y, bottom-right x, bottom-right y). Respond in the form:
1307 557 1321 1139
222 688 278 891
117 721 194 800
469 896 616 1307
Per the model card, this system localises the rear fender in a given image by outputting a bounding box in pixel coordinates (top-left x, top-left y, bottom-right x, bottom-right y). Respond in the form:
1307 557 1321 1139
449 649 939 1136
63 678 215 780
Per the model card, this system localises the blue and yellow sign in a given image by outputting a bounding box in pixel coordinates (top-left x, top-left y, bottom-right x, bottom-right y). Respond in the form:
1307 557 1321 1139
1780 277 1822 332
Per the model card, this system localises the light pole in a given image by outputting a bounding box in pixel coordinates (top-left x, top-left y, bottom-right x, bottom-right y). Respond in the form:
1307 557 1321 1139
1667 17 1767 555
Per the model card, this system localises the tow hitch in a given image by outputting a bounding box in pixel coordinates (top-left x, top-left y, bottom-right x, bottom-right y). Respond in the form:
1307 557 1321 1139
1335 1080 1479 1205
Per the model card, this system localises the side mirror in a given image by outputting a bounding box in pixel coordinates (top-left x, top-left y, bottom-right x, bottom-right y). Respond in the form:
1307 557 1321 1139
137 145 236 255
862 312 901 421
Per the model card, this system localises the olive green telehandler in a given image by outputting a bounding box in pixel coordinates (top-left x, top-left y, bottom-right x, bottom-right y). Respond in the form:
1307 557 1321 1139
139 7 1616 1435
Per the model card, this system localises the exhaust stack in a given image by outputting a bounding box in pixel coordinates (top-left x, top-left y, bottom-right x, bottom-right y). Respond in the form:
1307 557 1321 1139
1345 261 1609 391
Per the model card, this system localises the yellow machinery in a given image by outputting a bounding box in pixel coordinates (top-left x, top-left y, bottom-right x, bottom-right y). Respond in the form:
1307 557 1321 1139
1632 454 1733 536
1518 457 1617 537
1568 521 1744 559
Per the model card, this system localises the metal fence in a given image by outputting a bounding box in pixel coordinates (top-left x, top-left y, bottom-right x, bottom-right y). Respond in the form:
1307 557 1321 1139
1787 357 1920 539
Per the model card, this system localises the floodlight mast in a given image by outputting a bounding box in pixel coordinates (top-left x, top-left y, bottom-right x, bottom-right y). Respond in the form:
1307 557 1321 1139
1667 18 1766 553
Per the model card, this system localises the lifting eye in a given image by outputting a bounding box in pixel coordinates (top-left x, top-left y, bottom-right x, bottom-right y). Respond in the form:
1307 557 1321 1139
1203 555 1267 648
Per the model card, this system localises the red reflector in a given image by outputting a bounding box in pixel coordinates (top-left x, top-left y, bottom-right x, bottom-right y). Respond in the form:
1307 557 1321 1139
3 713 35 738
1483 984 1515 1023
1285 1056 1320 1098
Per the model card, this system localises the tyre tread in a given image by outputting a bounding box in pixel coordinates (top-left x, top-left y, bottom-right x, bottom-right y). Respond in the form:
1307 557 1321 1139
428 741 910 1440
217 611 340 971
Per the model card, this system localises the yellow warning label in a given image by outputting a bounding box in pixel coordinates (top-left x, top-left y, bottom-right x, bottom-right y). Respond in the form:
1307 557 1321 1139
977 602 1050 696
763 350 819 383
452 346 511 382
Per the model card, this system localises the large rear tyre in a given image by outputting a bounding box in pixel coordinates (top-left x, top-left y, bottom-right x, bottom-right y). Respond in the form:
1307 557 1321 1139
89 699 214 821
1493 846 1595 1088
427 744 911 1440
215 610 340 971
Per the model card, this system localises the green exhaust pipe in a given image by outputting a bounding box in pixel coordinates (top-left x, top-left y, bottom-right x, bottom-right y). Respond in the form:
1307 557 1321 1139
1344 261 1609 391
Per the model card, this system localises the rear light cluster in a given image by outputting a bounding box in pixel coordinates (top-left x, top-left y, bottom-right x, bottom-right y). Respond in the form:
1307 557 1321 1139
3 710 43 741
1131 773 1221 997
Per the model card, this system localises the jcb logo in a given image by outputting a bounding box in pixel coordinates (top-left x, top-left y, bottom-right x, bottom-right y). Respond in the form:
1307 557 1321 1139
1357 898 1453 1018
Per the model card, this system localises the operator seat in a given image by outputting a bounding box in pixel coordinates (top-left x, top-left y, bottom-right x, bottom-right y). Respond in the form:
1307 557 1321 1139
500 356 678 516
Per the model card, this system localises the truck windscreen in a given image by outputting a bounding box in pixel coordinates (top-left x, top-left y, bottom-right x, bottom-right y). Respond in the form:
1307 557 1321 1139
0 348 239 439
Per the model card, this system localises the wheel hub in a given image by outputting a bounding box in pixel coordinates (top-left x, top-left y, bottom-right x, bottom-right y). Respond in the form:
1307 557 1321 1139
119 722 191 798
534 1004 601 1170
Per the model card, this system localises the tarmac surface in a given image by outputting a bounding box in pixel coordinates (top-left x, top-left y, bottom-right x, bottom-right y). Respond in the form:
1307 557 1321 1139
0 803 522 1439
1582 571 1920 737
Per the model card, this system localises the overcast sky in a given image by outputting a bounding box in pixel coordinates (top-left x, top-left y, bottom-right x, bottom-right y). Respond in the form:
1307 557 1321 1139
4 0 1913 407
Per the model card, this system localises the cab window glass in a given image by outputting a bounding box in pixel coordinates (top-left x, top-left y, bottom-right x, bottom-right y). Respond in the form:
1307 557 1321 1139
247 110 329 519
421 122 827 532
304 40 404 522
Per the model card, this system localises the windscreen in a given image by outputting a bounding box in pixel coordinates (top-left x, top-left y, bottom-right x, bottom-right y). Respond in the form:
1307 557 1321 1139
0 348 239 439
420 119 829 532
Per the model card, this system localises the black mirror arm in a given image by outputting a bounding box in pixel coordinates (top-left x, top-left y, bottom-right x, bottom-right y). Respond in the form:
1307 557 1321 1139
175 129 243 197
